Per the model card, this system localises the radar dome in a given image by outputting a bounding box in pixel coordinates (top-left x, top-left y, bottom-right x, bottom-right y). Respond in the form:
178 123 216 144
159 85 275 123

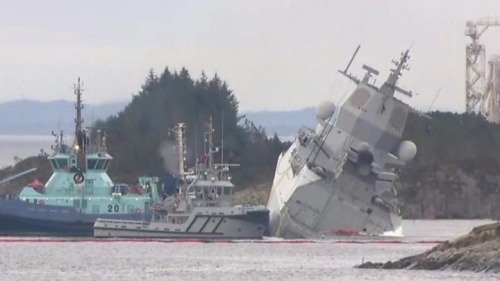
397 140 417 162
315 100 336 120
358 142 370 152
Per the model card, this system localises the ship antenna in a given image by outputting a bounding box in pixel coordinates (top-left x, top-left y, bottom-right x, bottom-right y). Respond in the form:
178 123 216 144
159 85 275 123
221 111 224 165
72 77 87 171
208 115 213 171
194 125 198 167
74 77 84 135
379 49 412 98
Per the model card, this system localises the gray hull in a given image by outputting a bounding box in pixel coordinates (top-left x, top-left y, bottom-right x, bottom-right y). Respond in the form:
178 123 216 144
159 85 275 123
94 206 270 239
0 197 151 236
267 142 402 239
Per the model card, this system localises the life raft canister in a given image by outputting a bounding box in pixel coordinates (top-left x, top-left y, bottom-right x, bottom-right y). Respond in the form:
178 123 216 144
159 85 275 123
73 172 85 184
39 199 45 205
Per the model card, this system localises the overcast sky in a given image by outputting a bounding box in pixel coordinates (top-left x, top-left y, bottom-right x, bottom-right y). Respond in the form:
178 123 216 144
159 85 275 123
0 0 499 112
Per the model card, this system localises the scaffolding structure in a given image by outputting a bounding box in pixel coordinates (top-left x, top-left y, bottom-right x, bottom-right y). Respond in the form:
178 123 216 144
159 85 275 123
465 17 500 123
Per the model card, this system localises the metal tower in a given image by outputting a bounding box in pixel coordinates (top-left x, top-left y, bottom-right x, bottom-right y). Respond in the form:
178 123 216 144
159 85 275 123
485 56 500 123
465 17 500 119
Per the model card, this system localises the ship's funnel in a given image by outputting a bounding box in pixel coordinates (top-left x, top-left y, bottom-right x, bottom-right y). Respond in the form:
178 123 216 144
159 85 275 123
357 142 373 176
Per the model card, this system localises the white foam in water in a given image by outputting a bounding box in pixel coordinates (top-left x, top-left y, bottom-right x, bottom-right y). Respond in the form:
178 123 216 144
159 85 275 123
381 225 404 237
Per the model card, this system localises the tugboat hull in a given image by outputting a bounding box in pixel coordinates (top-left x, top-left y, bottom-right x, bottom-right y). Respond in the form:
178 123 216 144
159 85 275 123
0 198 151 236
93 206 270 239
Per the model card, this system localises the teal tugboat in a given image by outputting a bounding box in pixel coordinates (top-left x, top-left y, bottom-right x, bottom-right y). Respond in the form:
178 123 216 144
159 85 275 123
0 78 163 236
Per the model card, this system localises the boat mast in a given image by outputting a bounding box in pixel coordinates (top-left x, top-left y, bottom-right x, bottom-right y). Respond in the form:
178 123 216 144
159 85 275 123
221 111 224 165
175 123 186 177
207 116 214 171
74 78 84 139
73 78 86 170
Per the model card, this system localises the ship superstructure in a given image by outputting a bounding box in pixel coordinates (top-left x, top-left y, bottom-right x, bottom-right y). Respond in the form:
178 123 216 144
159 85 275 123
267 47 427 238
93 118 270 239
0 78 162 236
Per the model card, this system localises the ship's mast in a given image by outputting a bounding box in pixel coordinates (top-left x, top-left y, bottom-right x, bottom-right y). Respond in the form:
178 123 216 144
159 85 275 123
73 78 86 170
379 49 411 98
174 123 187 176
339 46 414 99
221 112 224 165
207 116 214 171
74 78 84 138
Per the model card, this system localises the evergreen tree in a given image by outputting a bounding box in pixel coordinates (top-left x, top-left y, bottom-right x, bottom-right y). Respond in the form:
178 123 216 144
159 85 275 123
95 67 289 187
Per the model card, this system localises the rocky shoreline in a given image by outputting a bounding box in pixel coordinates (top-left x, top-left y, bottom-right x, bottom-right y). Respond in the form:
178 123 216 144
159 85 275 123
356 222 500 273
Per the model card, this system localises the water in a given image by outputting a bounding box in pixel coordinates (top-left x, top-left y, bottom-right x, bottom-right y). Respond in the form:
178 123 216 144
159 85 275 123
0 135 53 168
0 220 498 280
0 136 498 280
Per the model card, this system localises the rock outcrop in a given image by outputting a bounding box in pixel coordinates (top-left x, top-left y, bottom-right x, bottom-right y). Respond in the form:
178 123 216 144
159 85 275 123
0 156 51 195
356 222 500 273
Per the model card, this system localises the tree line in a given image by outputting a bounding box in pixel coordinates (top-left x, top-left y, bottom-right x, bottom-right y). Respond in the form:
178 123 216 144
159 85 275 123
94 67 290 188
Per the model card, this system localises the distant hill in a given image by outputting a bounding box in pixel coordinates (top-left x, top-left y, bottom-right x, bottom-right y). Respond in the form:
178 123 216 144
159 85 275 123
0 99 128 135
242 107 315 137
0 99 313 136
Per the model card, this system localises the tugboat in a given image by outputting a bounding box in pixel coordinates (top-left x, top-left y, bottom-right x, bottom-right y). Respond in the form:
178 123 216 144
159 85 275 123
93 119 270 239
0 78 163 236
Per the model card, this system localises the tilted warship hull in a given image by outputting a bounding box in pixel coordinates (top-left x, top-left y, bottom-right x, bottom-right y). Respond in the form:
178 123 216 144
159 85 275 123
268 140 402 239
0 197 150 236
94 206 269 239
268 47 426 239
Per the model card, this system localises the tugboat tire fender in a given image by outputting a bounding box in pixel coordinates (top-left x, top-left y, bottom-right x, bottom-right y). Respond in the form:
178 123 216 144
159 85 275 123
73 172 85 184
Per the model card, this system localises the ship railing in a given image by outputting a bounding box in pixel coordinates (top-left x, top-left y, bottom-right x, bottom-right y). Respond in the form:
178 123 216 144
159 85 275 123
97 219 145 226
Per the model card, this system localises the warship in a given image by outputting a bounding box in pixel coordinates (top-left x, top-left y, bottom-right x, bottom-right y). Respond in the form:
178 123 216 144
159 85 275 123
0 78 163 236
93 119 270 239
267 46 428 239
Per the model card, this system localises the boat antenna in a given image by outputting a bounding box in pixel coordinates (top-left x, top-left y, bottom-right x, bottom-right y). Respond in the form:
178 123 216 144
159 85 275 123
74 77 84 136
221 111 224 165
194 125 198 166
208 115 213 171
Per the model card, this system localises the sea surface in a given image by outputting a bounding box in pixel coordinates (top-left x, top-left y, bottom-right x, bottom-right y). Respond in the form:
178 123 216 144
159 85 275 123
0 136 499 280
0 135 53 168
1 220 498 280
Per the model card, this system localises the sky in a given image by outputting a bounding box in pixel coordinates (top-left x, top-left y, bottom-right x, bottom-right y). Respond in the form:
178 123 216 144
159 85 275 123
0 0 499 112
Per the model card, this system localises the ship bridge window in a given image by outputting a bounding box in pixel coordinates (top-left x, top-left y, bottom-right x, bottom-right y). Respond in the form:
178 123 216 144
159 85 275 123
103 160 111 170
87 159 98 170
223 187 232 195
50 159 58 169
54 158 68 170
95 160 105 170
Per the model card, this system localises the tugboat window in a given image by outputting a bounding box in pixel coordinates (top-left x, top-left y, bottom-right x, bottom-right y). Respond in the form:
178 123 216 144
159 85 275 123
95 160 105 170
55 158 68 170
87 159 98 170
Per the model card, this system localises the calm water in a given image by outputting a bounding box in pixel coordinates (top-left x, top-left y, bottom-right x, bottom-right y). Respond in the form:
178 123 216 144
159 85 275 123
0 136 498 280
0 220 498 281
0 135 53 167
